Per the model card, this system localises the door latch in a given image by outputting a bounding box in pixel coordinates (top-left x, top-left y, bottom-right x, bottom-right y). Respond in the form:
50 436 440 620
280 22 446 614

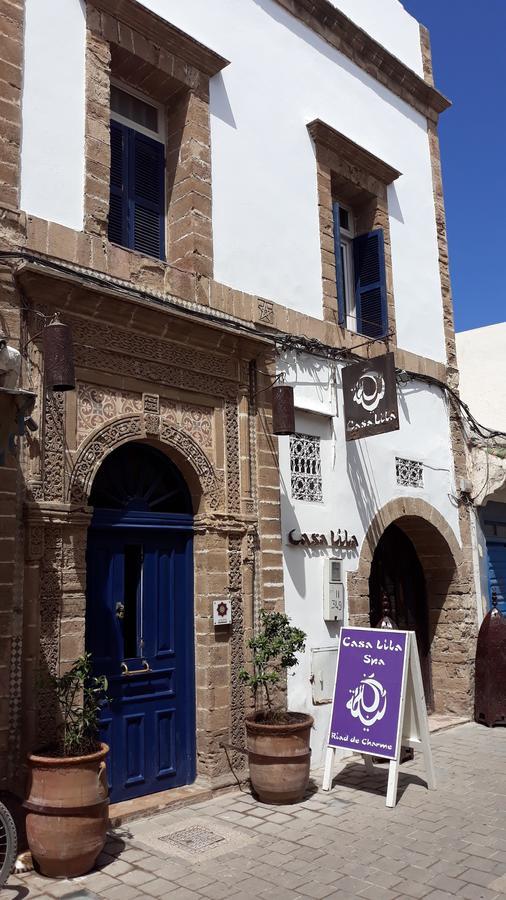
115 602 125 620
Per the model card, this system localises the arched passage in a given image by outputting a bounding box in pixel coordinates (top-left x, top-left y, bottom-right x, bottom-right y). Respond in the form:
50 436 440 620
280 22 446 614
369 523 432 707
348 498 475 715
85 441 196 803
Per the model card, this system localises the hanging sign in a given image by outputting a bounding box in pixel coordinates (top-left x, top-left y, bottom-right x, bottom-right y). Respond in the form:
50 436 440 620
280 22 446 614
342 352 399 441
323 626 436 808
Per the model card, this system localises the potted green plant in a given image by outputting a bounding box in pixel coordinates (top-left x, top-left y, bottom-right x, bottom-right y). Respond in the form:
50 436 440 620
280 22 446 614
25 653 109 878
239 610 313 804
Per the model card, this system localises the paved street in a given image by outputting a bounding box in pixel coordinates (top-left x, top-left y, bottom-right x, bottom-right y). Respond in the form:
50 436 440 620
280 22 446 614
7 723 506 900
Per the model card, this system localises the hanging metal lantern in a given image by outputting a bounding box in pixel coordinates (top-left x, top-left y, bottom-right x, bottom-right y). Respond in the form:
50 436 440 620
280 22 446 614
43 316 75 392
475 593 506 727
272 383 295 435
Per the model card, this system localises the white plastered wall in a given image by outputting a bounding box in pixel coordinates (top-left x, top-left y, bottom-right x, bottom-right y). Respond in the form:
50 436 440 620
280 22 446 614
20 0 447 362
278 354 460 766
456 324 506 433
20 0 86 231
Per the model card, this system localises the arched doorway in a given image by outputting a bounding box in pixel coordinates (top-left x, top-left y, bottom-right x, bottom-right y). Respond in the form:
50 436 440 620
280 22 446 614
85 441 195 803
369 524 433 709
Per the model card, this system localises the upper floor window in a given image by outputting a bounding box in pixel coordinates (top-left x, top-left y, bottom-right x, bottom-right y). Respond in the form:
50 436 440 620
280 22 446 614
108 84 166 260
333 199 387 339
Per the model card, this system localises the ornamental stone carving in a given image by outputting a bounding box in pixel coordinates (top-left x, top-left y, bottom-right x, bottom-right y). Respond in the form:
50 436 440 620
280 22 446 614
159 420 221 510
69 416 143 503
225 400 240 512
43 391 65 501
77 383 143 441
69 415 222 510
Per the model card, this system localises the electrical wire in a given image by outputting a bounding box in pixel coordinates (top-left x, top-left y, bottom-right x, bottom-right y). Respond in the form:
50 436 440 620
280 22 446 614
2 249 505 447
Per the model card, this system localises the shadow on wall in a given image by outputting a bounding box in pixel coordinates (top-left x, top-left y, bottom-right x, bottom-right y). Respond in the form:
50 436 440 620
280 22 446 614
250 0 425 130
210 71 237 129
346 439 383 541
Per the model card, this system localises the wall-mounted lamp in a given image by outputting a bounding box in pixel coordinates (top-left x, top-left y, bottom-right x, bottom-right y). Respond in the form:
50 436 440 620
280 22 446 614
43 315 75 392
272 380 295 435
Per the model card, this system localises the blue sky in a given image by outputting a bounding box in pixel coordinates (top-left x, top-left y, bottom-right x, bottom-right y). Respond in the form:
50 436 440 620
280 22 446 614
401 0 506 333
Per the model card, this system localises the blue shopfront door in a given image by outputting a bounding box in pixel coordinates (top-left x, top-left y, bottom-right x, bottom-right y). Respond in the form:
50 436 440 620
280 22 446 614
85 443 196 803
487 541 506 616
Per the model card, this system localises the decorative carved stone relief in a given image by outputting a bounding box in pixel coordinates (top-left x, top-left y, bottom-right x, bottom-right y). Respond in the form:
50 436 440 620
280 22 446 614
69 415 222 510
43 391 65 501
225 400 240 513
228 535 245 769
158 398 214 450
77 383 143 441
7 634 22 779
26 480 44 503
69 317 238 381
70 416 143 503
160 420 221 510
258 298 274 325
143 393 160 414
159 398 178 424
39 527 63 680
26 525 44 562
75 343 236 399
144 413 160 437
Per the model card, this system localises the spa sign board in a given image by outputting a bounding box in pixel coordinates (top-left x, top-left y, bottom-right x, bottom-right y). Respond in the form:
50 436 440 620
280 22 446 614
323 626 436 808
328 626 408 760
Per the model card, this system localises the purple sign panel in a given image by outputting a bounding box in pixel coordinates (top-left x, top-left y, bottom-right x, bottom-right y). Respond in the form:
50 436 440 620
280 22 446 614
329 627 408 760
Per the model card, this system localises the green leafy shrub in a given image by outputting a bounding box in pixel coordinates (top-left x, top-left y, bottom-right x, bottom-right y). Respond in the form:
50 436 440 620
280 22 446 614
44 653 108 757
239 610 306 714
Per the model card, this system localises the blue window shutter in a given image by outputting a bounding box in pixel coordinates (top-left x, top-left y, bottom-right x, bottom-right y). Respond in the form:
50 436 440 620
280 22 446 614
332 201 346 326
108 120 128 247
129 130 165 259
353 229 388 338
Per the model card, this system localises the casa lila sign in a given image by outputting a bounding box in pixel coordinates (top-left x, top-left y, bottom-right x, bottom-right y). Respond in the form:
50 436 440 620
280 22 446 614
328 626 408 760
342 352 399 441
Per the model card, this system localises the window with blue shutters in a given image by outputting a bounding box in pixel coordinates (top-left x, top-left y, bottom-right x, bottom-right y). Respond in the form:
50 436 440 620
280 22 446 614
108 85 165 260
333 200 388 339
353 229 388 338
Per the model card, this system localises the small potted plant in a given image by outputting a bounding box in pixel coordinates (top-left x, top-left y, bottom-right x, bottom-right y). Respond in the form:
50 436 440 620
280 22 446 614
25 653 109 878
240 610 313 804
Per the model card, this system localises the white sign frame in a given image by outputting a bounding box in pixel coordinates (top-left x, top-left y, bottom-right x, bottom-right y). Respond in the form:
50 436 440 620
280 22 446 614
322 630 436 808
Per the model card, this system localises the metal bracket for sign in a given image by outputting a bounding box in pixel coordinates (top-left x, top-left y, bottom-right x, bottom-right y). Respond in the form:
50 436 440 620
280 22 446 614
322 632 436 808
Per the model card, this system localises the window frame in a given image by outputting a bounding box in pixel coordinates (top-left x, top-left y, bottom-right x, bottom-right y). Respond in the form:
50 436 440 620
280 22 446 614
110 79 165 144
108 80 167 259
338 204 357 332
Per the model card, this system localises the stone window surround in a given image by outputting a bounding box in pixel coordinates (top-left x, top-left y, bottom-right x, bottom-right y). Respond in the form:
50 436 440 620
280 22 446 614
308 118 400 344
84 0 229 279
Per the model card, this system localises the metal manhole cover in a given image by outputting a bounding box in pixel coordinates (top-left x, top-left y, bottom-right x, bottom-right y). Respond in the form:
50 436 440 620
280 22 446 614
159 824 225 853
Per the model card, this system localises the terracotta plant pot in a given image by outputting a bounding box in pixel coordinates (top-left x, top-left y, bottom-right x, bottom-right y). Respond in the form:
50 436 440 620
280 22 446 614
25 743 109 878
245 712 313 804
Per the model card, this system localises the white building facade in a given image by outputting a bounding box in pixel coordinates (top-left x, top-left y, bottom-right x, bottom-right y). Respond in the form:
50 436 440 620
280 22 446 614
457 324 506 627
0 0 478 796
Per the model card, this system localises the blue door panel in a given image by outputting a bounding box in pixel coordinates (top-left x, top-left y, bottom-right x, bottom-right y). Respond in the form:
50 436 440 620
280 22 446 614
488 542 506 615
86 521 195 803
156 710 176 777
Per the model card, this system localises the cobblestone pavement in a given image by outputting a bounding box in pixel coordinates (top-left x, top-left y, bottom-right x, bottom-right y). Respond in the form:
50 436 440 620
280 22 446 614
7 723 506 900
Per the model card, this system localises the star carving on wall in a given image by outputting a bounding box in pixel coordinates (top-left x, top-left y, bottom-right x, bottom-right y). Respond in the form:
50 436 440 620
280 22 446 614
258 298 274 325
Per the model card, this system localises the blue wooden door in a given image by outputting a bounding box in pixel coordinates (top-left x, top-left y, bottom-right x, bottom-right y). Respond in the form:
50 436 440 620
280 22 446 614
86 520 195 802
488 541 506 615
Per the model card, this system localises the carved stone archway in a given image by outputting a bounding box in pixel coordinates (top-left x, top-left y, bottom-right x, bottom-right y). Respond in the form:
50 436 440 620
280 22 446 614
348 497 476 715
68 415 222 513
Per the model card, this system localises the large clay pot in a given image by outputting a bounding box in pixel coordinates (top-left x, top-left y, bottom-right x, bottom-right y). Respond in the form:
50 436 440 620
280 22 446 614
245 712 313 804
25 743 109 878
